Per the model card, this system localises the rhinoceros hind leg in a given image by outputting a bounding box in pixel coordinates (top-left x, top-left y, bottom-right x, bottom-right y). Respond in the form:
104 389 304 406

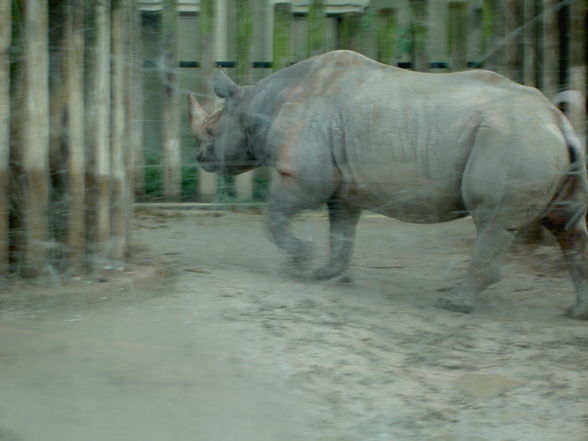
312 198 361 282
542 210 588 320
436 227 516 314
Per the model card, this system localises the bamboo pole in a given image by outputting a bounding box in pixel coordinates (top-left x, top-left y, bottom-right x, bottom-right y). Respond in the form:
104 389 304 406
376 8 397 66
110 0 130 261
198 0 217 201
411 0 429 72
567 0 586 145
19 0 50 276
62 0 86 270
307 0 326 57
273 2 292 71
0 0 10 274
88 0 112 262
235 0 254 201
162 0 181 201
448 2 467 72
541 0 559 100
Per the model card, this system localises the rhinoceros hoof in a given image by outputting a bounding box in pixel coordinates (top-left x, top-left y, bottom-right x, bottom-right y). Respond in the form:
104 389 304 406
567 302 588 320
435 295 474 314
312 268 353 284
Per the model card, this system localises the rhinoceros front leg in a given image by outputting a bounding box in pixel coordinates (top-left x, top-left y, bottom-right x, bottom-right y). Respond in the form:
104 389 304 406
265 202 311 269
313 198 361 281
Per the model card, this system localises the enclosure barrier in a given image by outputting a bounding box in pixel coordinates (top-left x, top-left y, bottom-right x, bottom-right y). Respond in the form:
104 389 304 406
3 0 141 277
1 0 587 278
141 0 586 205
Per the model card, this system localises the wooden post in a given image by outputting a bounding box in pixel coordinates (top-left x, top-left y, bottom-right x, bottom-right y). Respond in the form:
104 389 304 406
0 0 10 274
161 0 181 201
19 0 50 276
88 0 112 261
198 0 217 201
523 0 538 86
110 0 130 261
339 12 362 52
376 8 397 66
541 0 559 100
411 0 429 71
307 0 326 57
567 0 587 145
448 2 467 71
132 0 145 199
63 0 86 269
273 2 292 71
126 0 139 252
235 0 254 201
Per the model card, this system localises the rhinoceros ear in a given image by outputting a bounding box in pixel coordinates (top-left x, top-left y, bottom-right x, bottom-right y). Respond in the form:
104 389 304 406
188 94 208 131
213 69 242 99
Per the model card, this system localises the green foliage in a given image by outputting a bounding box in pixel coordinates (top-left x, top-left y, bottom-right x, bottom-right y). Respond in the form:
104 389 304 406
181 164 199 201
143 154 163 199
253 174 270 201
216 175 235 202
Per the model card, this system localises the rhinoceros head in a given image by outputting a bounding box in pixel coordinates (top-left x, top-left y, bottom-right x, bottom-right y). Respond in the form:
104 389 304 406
188 70 257 175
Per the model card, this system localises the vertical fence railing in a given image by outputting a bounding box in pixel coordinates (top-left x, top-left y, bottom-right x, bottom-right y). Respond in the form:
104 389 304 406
235 0 254 202
161 0 181 202
197 0 217 201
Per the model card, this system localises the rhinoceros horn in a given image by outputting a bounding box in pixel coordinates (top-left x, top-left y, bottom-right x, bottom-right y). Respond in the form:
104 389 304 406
188 94 208 133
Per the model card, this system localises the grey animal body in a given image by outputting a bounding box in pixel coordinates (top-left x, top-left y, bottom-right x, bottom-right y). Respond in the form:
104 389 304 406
189 50 588 319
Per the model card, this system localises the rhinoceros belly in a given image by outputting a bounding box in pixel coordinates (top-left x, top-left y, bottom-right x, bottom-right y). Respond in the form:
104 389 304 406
344 175 467 223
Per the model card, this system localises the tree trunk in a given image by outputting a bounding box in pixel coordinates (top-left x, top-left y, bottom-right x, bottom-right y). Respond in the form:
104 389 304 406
110 0 130 261
63 0 86 271
132 0 145 199
19 0 50 276
87 0 112 263
0 0 11 274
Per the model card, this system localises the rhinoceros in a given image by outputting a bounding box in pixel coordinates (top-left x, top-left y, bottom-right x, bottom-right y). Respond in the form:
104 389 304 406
189 50 588 319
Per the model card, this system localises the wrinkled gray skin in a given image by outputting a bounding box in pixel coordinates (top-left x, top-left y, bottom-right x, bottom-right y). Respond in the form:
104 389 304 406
189 50 588 319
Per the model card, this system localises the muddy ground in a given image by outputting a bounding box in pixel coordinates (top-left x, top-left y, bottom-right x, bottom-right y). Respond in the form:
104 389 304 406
0 208 587 441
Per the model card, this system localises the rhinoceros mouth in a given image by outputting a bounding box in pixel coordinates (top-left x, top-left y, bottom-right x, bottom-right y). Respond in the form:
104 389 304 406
198 161 222 173
198 160 256 176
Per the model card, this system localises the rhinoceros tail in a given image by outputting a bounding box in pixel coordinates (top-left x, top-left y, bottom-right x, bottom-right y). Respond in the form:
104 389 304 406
559 113 585 172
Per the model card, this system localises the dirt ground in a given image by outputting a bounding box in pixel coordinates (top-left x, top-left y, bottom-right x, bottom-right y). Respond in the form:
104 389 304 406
0 207 587 441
